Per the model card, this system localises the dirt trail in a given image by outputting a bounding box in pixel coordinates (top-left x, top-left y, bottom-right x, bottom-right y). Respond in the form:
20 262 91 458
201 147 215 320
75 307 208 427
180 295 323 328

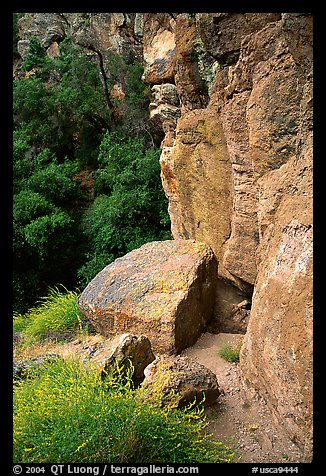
181 332 303 463
14 331 304 463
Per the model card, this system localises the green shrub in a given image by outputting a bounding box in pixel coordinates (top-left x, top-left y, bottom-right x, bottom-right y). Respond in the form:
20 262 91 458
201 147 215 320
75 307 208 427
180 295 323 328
104 53 150 137
21 35 50 73
77 133 171 286
14 358 235 463
13 32 170 312
13 312 30 333
14 286 88 340
14 37 111 163
26 161 81 206
13 76 57 151
218 343 241 363
13 190 55 226
13 125 31 163
13 149 85 312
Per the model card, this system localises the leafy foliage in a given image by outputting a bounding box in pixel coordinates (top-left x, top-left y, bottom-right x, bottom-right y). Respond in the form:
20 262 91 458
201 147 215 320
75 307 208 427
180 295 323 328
21 35 51 73
218 343 241 363
103 52 152 139
14 358 235 463
13 27 170 312
77 134 171 287
13 150 84 312
13 286 88 340
14 37 110 164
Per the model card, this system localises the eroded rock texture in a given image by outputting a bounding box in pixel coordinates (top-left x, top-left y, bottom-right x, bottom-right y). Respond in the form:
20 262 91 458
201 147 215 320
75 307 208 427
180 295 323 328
142 355 221 408
78 240 217 355
89 333 155 386
17 13 142 60
142 12 313 459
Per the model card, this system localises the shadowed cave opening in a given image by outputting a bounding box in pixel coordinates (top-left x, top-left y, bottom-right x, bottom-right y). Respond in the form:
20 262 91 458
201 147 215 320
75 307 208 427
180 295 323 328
206 277 253 335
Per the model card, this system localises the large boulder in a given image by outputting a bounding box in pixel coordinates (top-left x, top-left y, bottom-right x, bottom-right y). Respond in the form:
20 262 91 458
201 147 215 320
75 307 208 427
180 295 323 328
89 333 155 386
141 355 221 408
78 240 217 355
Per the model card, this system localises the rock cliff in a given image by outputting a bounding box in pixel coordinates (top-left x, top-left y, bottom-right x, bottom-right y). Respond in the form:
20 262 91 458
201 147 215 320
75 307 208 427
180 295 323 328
142 13 313 459
17 12 313 460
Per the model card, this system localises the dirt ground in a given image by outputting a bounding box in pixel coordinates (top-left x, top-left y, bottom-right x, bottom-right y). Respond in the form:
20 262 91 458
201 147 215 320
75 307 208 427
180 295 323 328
181 332 304 463
14 331 304 463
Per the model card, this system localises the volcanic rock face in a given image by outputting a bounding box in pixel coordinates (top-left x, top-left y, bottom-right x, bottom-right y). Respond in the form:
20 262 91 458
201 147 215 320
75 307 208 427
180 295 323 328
17 13 142 60
17 12 313 458
141 14 176 84
160 109 234 282
78 240 217 355
142 12 313 458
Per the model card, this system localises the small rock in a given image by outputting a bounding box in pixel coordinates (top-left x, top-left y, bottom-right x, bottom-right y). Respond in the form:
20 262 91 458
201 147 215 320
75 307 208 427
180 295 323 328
72 338 82 345
13 332 24 345
90 333 155 387
142 355 220 407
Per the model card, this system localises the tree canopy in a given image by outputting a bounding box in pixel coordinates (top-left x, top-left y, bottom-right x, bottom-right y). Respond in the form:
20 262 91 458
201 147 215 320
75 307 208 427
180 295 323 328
13 31 170 312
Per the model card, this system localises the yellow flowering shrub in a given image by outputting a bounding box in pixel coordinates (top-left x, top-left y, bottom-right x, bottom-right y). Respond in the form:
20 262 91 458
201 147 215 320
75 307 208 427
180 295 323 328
14 358 236 463
13 286 89 340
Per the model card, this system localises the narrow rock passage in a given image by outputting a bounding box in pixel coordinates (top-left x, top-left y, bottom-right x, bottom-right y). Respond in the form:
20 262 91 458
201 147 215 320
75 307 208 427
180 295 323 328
181 332 304 463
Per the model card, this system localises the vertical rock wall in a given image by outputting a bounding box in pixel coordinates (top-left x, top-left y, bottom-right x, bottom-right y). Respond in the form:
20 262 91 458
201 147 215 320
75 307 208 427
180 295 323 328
16 12 313 458
142 12 313 458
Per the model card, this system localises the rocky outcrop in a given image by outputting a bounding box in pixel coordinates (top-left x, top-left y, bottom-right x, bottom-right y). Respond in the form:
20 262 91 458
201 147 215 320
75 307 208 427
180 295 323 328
142 12 313 458
88 333 155 386
17 13 142 61
141 14 176 85
78 240 217 355
229 14 312 460
160 110 234 284
240 216 313 459
240 148 313 458
156 13 285 293
142 355 220 408
149 83 180 142
16 13 143 113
